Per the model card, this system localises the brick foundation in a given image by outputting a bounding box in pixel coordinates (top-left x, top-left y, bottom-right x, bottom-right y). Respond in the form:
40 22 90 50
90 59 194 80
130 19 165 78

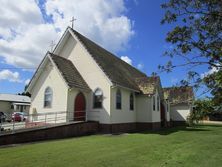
100 122 161 133
0 121 170 145
166 121 172 127
0 121 98 146
172 121 187 126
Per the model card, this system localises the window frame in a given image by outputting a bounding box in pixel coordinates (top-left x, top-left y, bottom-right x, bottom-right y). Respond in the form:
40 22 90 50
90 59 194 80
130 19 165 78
130 93 134 111
153 95 156 111
44 87 53 108
157 95 160 111
116 89 122 110
93 88 103 109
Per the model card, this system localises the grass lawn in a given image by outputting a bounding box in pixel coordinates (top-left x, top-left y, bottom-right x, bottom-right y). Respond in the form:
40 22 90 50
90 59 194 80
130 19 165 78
0 124 222 167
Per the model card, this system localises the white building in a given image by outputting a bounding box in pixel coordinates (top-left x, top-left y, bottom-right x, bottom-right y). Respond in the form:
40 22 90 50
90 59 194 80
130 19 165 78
26 27 193 132
0 94 31 115
163 87 194 125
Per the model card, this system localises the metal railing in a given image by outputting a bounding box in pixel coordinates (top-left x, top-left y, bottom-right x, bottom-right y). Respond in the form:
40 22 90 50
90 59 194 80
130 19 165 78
0 111 86 135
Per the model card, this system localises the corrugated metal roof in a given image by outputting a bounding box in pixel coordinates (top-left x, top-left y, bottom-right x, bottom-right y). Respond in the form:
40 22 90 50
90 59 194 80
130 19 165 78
163 86 194 104
0 94 31 103
135 76 160 95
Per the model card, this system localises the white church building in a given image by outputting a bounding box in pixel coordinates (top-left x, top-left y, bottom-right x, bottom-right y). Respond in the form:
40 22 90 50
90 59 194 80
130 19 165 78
26 27 194 132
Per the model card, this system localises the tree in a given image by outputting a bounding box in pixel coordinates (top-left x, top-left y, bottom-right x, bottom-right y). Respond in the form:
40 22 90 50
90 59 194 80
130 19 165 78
18 84 31 97
160 0 222 108
187 99 214 126
204 69 222 110
18 92 31 97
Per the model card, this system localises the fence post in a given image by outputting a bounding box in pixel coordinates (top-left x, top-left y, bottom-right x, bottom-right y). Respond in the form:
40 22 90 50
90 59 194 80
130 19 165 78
0 117 2 134
12 119 15 132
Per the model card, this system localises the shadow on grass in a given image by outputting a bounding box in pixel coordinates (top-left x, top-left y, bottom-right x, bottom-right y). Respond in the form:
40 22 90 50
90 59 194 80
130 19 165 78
138 126 211 136
197 124 222 128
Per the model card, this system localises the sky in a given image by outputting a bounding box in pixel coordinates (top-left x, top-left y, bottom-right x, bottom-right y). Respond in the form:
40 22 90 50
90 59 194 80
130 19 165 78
0 0 210 97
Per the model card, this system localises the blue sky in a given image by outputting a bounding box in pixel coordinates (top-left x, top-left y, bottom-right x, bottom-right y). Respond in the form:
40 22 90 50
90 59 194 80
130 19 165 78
0 0 208 97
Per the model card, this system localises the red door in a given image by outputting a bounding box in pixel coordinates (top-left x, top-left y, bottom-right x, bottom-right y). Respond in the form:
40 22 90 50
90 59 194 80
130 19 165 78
74 92 86 121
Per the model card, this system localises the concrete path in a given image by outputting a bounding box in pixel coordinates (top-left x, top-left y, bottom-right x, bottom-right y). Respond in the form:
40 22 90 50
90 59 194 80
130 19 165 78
201 120 222 125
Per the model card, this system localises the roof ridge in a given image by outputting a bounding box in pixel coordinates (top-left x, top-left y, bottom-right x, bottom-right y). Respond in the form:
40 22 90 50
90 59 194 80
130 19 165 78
69 28 147 91
70 28 147 76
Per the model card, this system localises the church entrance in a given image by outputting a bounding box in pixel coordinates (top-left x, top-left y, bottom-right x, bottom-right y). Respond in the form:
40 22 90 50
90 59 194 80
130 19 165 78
74 92 86 121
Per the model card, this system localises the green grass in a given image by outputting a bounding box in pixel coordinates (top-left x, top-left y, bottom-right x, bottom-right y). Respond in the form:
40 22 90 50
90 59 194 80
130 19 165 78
0 124 222 167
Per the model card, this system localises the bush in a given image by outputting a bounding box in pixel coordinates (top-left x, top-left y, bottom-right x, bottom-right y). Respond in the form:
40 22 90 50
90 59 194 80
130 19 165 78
187 99 214 126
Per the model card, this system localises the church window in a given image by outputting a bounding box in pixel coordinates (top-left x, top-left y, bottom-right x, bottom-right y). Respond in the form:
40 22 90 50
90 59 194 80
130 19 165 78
44 87 53 108
157 95 160 111
153 95 156 111
93 88 103 108
130 93 134 110
116 89 122 109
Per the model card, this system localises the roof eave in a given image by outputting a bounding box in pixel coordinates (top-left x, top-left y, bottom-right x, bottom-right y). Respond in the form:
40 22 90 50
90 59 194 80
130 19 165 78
26 52 50 93
111 83 140 93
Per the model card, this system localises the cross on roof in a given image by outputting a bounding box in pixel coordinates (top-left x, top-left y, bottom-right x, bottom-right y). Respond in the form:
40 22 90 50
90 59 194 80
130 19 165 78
49 40 56 52
70 16 77 29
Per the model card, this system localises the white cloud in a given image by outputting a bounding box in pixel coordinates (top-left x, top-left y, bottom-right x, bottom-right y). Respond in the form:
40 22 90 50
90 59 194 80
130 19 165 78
121 56 132 65
0 0 43 40
0 0 135 69
0 0 59 68
201 66 220 78
0 24 59 68
0 70 22 83
45 0 134 52
137 63 144 70
25 79 31 85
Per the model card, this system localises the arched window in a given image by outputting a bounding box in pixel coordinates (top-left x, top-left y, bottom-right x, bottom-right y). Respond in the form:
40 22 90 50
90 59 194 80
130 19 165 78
116 89 122 109
44 87 53 108
153 95 156 111
93 88 103 108
130 93 134 110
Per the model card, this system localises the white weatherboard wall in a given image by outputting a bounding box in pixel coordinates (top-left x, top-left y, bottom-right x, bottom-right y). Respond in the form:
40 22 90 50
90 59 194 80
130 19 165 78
29 60 68 123
152 90 161 122
13 105 30 113
136 96 152 122
110 87 136 124
57 32 112 124
0 101 11 113
0 101 30 114
165 102 170 122
170 104 191 121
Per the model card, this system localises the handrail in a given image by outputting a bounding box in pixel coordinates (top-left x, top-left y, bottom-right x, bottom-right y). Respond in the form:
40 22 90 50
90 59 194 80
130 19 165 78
0 111 87 135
